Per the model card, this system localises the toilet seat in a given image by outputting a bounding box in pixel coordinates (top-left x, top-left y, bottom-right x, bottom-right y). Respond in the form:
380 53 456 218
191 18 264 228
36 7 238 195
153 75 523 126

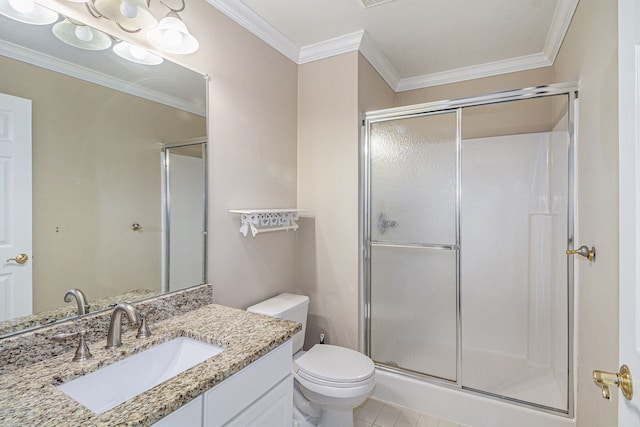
296 369 374 388
293 344 375 388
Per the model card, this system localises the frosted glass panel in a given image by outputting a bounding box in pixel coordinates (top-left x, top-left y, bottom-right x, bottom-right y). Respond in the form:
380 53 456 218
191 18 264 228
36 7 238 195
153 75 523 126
370 246 457 381
370 113 457 244
460 96 569 411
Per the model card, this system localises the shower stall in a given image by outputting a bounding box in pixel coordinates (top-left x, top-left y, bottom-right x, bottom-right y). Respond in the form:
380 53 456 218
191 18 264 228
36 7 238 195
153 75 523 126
362 84 575 420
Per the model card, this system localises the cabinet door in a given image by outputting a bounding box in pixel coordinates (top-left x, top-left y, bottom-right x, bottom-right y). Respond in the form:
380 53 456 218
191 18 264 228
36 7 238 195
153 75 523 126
204 341 292 426
225 375 293 427
152 396 203 427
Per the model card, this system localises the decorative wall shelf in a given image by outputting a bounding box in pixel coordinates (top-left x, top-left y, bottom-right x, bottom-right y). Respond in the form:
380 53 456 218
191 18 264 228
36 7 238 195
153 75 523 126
229 209 304 237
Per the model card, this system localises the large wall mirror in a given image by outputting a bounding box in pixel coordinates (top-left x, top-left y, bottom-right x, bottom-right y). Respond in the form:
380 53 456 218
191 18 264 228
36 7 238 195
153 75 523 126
0 7 207 337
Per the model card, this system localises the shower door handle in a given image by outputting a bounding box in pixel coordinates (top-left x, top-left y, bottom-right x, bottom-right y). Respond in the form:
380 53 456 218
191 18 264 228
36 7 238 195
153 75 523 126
377 213 398 235
566 245 596 262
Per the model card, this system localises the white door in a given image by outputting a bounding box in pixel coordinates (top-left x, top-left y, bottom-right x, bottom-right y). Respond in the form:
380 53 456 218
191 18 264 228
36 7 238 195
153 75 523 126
0 93 32 321
618 0 640 423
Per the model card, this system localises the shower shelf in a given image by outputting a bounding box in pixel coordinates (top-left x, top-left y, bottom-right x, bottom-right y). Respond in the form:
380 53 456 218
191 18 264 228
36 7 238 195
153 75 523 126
229 209 304 237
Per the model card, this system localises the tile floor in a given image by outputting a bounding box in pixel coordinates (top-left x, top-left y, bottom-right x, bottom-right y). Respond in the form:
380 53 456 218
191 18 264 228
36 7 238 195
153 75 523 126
353 397 469 427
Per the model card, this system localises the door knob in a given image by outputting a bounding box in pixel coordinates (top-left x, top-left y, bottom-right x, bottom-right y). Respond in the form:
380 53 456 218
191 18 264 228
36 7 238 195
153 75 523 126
566 245 596 262
6 254 28 264
593 365 633 400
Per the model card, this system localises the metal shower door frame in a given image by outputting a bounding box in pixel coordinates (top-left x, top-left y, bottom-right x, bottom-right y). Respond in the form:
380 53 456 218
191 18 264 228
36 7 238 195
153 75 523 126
360 82 577 417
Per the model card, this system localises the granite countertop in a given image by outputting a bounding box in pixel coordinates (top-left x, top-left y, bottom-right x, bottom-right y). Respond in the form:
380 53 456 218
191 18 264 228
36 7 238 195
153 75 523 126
0 304 300 426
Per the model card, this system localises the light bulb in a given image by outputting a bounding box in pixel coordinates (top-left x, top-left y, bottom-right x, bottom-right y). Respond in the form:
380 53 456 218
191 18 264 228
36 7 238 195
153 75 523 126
119 0 138 19
9 0 35 14
129 45 147 60
74 26 94 42
163 29 182 47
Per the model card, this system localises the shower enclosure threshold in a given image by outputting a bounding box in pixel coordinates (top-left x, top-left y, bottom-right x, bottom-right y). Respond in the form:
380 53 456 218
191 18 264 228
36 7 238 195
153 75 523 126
372 368 574 427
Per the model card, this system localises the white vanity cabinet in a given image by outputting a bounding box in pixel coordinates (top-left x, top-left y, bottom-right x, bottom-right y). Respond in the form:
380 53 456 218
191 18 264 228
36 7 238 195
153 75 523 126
204 340 293 426
221 375 292 426
152 395 204 427
152 340 293 427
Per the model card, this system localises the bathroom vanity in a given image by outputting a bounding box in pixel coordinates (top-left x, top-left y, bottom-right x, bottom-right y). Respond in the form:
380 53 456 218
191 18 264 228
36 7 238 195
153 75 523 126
0 294 300 426
155 340 293 426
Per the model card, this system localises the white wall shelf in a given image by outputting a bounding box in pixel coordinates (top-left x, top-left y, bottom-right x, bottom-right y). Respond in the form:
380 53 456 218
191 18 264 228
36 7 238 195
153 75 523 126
229 209 304 237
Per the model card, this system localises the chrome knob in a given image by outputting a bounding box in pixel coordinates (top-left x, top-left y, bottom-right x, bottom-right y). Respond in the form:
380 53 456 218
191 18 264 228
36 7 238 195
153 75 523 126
6 254 28 264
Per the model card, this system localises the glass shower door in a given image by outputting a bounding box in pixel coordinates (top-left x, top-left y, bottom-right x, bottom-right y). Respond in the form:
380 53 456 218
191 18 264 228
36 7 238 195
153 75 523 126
364 85 574 415
459 95 570 411
368 111 459 381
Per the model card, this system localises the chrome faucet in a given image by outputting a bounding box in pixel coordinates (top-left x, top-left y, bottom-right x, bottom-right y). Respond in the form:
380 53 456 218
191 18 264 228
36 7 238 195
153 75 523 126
106 303 140 349
64 288 90 315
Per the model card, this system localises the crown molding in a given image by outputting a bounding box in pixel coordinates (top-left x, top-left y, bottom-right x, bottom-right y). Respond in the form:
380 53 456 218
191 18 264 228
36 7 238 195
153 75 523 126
0 39 206 116
204 0 299 63
298 30 363 64
208 0 576 93
543 0 579 62
359 31 400 90
396 53 552 92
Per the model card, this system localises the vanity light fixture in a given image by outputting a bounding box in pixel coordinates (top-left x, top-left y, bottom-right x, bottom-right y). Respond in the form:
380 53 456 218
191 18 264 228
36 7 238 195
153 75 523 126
90 0 157 31
146 10 198 55
0 0 59 25
66 0 199 54
52 18 113 50
113 40 163 64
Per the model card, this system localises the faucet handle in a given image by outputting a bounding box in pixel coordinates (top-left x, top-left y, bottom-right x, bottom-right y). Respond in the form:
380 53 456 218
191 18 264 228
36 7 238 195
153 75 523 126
136 313 152 339
53 330 93 362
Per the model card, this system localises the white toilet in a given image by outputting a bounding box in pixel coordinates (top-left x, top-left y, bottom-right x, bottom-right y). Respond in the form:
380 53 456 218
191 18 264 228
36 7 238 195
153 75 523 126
247 293 375 427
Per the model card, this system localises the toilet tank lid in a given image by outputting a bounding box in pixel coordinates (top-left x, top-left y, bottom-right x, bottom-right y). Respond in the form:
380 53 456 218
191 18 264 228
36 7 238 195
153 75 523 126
246 293 309 318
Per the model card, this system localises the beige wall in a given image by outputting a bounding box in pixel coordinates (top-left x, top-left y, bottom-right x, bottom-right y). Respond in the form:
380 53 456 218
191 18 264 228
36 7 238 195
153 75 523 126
359 54 396 114
0 55 205 313
184 1 299 309
553 0 619 425
41 0 300 311
297 52 360 349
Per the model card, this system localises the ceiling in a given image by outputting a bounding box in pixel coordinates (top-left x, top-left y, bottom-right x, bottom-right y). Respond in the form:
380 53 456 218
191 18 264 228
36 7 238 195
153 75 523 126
206 0 579 92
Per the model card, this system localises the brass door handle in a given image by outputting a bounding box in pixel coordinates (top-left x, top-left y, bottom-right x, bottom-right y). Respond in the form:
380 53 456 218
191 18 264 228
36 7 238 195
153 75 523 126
593 365 633 400
566 245 596 262
6 254 28 264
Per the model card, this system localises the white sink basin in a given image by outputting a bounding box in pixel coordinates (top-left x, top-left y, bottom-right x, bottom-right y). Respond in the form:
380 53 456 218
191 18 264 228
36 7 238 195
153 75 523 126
57 336 224 413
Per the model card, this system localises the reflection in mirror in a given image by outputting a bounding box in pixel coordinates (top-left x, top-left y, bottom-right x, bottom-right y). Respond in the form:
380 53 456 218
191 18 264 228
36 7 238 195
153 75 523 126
0 9 207 337
164 141 207 293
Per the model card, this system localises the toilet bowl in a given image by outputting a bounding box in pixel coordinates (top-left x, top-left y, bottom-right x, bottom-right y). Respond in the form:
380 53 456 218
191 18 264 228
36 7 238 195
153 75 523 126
247 293 375 427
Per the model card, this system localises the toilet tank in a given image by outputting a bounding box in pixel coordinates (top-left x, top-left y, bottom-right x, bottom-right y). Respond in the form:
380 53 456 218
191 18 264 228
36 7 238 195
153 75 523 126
247 293 309 354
